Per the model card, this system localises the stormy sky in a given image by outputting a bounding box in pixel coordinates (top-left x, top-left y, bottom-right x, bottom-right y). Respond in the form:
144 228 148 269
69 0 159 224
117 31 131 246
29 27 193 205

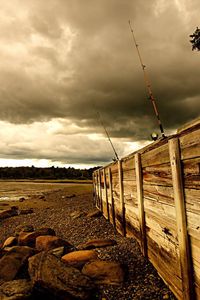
0 0 199 168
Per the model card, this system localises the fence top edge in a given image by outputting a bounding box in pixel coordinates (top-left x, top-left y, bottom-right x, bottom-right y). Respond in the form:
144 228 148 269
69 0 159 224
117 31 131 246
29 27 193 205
93 119 200 174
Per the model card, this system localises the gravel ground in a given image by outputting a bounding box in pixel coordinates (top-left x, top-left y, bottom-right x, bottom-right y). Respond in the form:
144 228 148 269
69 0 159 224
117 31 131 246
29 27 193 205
0 188 176 300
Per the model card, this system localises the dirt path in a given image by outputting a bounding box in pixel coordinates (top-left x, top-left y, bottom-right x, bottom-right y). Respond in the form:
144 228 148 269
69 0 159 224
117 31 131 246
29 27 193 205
0 185 176 300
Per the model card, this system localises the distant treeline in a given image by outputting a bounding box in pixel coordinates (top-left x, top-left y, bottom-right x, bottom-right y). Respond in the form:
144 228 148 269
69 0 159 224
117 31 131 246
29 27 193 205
0 166 100 180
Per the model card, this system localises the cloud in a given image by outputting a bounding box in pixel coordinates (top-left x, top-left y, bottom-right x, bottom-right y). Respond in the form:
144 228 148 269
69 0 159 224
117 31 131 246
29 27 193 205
0 0 199 166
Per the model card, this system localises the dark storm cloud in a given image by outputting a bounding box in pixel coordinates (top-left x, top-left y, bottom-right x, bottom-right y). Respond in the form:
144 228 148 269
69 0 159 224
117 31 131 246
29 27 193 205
0 0 199 142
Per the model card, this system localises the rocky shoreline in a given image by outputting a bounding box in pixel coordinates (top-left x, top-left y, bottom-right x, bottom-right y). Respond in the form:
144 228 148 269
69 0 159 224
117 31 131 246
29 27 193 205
0 188 176 299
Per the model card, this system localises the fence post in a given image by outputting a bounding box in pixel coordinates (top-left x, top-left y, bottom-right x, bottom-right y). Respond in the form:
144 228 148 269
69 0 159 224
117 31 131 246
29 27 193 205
135 153 147 257
108 167 116 231
169 138 194 300
92 173 96 206
98 169 103 211
118 160 126 236
103 168 109 220
96 171 100 209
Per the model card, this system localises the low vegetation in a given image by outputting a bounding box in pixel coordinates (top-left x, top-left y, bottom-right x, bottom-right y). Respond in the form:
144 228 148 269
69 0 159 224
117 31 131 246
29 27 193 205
0 166 100 180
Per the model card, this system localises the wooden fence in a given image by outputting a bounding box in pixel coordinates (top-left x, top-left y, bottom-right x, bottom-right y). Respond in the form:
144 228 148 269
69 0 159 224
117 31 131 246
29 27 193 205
93 118 200 300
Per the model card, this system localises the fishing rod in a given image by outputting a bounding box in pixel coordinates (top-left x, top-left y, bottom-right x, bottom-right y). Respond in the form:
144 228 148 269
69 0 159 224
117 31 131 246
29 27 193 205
128 20 166 138
96 111 119 161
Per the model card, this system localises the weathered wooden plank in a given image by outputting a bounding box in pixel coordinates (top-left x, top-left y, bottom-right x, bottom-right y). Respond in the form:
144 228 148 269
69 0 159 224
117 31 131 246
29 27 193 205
144 198 176 220
147 239 183 300
177 117 200 133
98 169 103 211
141 142 169 167
143 163 172 186
115 206 124 236
186 210 200 239
121 156 135 171
93 173 98 207
145 213 178 248
143 184 175 206
103 168 109 220
123 169 136 181
96 171 100 209
179 127 200 160
183 157 200 189
135 153 147 257
123 181 137 206
110 162 118 173
147 225 179 258
143 184 174 207
125 211 140 241
125 204 139 219
108 168 116 231
185 188 200 214
118 160 126 236
145 209 177 232
190 236 200 267
169 138 194 300
101 188 108 218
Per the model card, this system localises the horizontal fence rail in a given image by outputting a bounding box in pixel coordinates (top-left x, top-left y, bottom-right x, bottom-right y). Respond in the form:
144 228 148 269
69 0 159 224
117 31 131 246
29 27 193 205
93 119 200 300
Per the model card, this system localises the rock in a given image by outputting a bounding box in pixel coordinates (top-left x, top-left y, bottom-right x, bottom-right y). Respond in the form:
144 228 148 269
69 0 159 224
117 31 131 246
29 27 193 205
0 279 32 300
10 206 18 210
19 197 25 202
0 208 18 220
69 211 83 219
0 246 35 281
49 246 65 258
82 260 126 285
86 209 102 218
35 235 73 252
18 228 56 247
28 252 95 300
15 225 34 236
2 237 17 249
18 209 33 215
163 293 170 299
77 239 116 250
65 194 76 199
39 195 45 199
62 250 98 269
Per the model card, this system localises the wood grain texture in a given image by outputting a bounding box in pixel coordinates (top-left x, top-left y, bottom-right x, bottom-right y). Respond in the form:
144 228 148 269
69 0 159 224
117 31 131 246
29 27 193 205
179 127 200 160
141 142 169 167
103 168 109 220
169 138 194 300
142 163 172 186
135 153 147 257
108 168 116 231
118 160 126 236
93 119 200 300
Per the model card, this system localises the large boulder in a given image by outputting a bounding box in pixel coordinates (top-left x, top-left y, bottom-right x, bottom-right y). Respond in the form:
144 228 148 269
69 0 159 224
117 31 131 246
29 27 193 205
0 246 35 281
77 239 116 250
35 235 73 252
15 225 34 237
2 237 17 249
82 260 126 285
0 208 18 220
18 209 33 216
18 228 56 247
49 246 65 258
62 250 98 269
28 252 95 300
0 279 32 300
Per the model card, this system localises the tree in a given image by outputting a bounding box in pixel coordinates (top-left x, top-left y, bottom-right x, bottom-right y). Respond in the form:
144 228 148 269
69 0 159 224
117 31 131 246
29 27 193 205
190 27 200 51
